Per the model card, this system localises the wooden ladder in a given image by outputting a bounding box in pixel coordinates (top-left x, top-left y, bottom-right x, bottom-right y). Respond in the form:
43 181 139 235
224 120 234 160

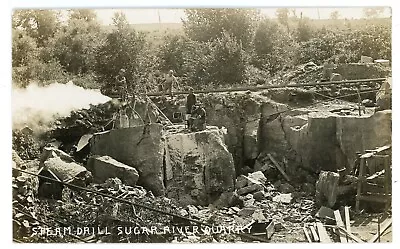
355 145 391 212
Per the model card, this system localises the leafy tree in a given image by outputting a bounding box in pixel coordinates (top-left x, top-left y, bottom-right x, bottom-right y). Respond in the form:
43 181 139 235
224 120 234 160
363 7 385 19
12 29 38 67
69 9 97 22
157 34 190 76
296 18 313 42
330 11 340 20
253 18 297 73
206 31 248 85
95 12 146 90
183 8 260 48
275 8 290 31
12 10 61 46
51 10 103 74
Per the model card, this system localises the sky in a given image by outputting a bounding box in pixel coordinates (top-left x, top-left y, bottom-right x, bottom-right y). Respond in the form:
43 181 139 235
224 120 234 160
94 7 392 25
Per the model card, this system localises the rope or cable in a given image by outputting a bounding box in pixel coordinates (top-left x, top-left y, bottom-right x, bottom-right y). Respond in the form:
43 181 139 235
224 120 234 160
13 168 269 242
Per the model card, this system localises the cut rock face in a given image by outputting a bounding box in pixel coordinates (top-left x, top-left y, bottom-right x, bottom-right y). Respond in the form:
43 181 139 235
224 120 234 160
164 126 236 205
90 124 236 205
90 124 165 196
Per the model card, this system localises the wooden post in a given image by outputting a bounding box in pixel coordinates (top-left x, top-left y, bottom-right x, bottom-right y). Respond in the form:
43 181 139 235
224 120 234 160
357 86 362 116
334 210 347 243
383 156 390 210
303 226 312 242
316 222 332 243
355 158 365 212
267 154 291 182
344 207 351 242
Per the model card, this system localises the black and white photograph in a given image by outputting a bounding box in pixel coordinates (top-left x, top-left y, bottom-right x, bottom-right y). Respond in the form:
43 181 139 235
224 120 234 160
10 5 393 243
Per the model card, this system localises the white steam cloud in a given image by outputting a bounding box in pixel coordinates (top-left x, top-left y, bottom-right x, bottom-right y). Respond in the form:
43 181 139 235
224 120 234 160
12 81 111 132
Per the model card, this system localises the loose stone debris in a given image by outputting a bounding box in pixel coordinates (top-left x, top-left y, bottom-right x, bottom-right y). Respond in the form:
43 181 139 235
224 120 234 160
12 63 392 243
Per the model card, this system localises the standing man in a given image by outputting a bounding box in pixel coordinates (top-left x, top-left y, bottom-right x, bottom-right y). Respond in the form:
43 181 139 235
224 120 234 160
116 68 128 102
154 70 164 92
186 87 197 129
163 70 177 99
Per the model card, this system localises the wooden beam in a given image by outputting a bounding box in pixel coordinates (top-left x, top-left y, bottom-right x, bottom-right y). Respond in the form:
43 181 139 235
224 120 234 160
309 224 320 242
334 210 347 243
336 226 364 243
266 221 275 240
356 158 365 212
267 154 291 182
303 226 312 243
368 218 392 243
316 222 332 243
344 207 352 242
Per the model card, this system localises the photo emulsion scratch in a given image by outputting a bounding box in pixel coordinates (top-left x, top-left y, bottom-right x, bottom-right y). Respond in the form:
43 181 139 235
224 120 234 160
11 7 392 243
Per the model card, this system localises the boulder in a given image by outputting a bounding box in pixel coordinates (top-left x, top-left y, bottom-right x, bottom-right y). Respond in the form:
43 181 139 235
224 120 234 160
213 191 241 208
361 56 373 63
238 207 256 217
38 156 92 199
247 171 267 185
90 124 165 196
237 183 263 196
376 79 391 111
42 157 92 185
315 171 340 208
316 206 335 220
87 156 139 186
252 190 266 201
164 126 236 205
272 193 292 204
279 183 295 194
236 175 248 189
40 147 75 166
12 150 24 167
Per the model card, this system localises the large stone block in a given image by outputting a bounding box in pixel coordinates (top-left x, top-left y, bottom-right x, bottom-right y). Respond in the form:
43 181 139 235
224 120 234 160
336 110 391 171
87 156 139 186
90 124 165 196
164 126 236 205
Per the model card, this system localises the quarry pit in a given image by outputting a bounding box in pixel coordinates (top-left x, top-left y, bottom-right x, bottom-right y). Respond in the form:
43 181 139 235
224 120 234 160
12 64 392 243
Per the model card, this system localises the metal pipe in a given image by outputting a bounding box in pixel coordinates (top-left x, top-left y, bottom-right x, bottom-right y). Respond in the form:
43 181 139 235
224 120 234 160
145 78 386 96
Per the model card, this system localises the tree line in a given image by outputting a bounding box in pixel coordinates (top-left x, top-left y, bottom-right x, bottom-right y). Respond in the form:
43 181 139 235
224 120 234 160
12 8 391 90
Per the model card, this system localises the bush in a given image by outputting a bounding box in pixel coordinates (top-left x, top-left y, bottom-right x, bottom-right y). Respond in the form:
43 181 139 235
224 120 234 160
205 32 249 86
12 59 68 87
94 17 146 90
252 18 298 74
158 34 190 76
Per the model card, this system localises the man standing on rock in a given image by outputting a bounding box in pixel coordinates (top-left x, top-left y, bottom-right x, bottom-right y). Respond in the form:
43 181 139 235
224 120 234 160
186 87 197 129
163 70 177 99
116 68 128 103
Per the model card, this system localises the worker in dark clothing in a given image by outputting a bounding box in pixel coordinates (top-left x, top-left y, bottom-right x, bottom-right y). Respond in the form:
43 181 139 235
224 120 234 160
186 87 197 129
116 68 128 103
190 103 206 132
154 70 164 92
